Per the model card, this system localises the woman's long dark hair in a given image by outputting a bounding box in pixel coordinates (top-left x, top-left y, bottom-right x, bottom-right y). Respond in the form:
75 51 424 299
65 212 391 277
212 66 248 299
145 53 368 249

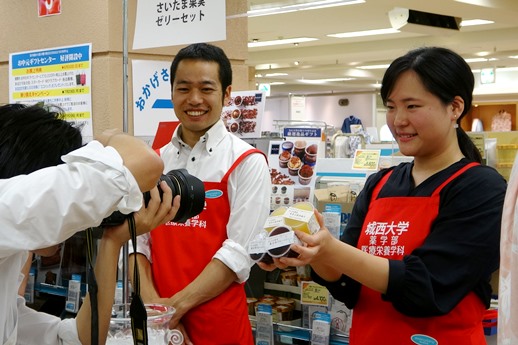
380 47 482 163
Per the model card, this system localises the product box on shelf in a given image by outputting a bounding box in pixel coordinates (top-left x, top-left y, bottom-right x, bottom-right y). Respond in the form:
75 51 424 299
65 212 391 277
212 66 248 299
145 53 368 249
314 185 356 235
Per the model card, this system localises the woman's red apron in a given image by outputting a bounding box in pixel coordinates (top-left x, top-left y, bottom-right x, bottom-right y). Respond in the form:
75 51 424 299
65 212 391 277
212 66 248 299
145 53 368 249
151 149 262 344
350 162 487 345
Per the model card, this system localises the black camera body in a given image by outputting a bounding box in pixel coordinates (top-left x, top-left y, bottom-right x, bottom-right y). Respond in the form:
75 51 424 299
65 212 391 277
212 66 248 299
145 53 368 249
100 169 205 227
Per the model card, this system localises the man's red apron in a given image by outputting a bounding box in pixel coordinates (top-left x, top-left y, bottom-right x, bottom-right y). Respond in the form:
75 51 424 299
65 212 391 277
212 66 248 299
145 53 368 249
350 162 487 345
151 149 262 344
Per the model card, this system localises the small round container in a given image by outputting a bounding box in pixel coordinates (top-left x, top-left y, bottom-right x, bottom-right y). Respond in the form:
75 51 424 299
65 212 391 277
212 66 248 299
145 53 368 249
278 150 291 168
229 122 239 133
298 164 314 185
287 156 302 176
274 304 294 321
281 141 294 152
264 206 288 232
267 226 301 258
248 230 274 264
107 303 176 345
231 108 241 119
280 270 298 286
293 140 307 159
283 201 317 235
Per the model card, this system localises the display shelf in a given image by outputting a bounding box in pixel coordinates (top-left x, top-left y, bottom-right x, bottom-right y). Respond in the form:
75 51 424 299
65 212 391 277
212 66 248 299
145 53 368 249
251 319 349 344
264 282 301 295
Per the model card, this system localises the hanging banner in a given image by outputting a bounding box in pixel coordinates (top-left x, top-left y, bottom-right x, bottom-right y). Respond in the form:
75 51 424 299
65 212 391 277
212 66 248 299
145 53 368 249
222 91 265 139
133 0 226 50
9 43 93 139
132 59 176 137
38 0 61 17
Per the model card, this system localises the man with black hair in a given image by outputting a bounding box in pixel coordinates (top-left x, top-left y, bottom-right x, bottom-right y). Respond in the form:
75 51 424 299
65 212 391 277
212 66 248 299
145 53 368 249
0 103 179 345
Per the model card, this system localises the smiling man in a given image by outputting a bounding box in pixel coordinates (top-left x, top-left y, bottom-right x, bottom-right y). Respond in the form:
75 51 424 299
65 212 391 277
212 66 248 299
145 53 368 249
128 43 271 345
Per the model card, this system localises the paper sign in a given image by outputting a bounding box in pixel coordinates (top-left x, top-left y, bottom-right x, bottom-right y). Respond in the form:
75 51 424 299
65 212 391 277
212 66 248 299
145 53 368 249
301 281 329 306
352 149 381 170
133 0 226 50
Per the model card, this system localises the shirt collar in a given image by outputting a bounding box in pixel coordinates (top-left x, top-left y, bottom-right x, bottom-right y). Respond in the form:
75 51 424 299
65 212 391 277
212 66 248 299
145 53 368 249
171 120 227 154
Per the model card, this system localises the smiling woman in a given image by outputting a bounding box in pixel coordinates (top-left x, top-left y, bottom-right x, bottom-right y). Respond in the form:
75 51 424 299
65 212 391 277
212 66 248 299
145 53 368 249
257 46 507 345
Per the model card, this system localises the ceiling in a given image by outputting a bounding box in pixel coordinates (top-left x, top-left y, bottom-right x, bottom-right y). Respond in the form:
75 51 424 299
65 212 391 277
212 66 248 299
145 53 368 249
245 0 518 97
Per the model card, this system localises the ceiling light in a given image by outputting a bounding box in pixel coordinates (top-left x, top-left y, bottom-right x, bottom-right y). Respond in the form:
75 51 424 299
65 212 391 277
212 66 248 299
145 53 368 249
464 57 497 63
357 64 391 70
509 56 518 59
460 19 494 27
248 37 318 48
270 82 286 85
328 28 399 38
247 0 365 18
298 77 355 84
264 73 288 77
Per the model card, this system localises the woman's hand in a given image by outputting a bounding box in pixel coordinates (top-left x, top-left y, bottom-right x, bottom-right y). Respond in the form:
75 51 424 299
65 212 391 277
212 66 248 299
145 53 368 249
257 210 336 270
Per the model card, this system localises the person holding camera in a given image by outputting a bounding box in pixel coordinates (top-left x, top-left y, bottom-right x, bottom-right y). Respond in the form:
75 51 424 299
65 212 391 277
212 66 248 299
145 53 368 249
128 43 271 344
0 103 179 345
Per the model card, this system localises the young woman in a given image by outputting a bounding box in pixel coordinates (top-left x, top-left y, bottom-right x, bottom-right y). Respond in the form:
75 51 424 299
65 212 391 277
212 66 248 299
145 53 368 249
261 47 507 345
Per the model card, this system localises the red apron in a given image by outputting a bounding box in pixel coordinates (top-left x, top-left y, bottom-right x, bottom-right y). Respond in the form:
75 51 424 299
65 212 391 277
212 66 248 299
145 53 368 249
351 162 487 345
151 149 262 345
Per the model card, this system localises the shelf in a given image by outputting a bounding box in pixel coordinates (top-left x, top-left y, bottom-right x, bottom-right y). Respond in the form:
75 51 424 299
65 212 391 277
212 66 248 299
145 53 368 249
264 282 301 294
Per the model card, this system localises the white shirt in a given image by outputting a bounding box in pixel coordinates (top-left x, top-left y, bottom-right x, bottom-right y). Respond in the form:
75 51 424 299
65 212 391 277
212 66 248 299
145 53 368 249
0 141 143 345
133 120 271 283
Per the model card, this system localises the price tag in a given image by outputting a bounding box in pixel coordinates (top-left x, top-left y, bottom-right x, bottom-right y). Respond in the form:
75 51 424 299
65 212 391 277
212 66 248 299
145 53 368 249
256 304 274 345
352 149 380 170
301 281 329 306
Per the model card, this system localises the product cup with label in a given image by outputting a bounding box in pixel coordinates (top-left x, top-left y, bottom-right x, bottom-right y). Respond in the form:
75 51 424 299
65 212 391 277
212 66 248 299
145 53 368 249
267 225 302 258
248 230 274 264
283 201 320 235
264 206 288 232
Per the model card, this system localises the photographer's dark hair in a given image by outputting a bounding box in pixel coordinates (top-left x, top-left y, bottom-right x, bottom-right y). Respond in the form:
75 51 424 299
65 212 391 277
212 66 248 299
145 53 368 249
0 103 83 178
380 46 482 163
170 43 232 99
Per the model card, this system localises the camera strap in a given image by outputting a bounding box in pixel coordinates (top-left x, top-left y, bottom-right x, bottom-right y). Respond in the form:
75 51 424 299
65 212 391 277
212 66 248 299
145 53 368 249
128 214 149 345
86 228 98 345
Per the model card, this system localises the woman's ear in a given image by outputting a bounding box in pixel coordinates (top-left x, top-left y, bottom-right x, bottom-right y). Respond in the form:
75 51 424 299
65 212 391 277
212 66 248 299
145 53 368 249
450 96 465 121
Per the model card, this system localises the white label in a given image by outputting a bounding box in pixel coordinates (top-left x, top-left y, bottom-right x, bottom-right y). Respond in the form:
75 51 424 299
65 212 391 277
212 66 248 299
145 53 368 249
248 238 267 254
264 215 285 229
267 230 297 250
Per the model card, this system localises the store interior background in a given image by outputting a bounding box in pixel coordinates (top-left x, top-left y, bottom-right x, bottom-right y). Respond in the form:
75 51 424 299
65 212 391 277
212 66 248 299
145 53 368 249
0 0 516 343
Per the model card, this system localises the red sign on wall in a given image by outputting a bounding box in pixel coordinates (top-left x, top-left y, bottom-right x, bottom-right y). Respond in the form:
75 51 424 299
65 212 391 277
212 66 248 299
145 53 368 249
38 0 61 17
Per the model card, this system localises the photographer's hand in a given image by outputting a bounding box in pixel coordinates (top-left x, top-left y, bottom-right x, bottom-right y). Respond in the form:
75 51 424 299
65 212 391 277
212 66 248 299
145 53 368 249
133 181 181 234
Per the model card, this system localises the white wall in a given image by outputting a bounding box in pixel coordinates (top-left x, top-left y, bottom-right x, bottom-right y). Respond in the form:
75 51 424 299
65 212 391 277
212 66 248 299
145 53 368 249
261 92 377 133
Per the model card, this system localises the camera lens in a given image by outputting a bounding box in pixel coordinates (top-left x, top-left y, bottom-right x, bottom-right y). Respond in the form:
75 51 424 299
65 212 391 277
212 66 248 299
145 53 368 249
143 169 205 223
100 169 205 226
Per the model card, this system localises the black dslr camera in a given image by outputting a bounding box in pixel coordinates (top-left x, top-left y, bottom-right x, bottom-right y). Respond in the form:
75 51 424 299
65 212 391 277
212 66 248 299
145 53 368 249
100 169 205 226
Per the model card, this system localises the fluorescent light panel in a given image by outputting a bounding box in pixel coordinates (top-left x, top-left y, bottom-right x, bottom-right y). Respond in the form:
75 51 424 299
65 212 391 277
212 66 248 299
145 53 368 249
248 0 365 17
248 37 317 48
357 64 390 70
298 77 355 84
460 19 494 27
328 28 399 38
